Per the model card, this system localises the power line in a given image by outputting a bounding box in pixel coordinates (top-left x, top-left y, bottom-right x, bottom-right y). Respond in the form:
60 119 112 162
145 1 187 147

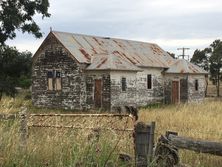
177 47 190 60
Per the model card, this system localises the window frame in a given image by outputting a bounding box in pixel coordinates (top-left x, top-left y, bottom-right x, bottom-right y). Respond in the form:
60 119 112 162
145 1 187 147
195 79 199 91
121 77 127 92
47 70 62 91
147 74 152 90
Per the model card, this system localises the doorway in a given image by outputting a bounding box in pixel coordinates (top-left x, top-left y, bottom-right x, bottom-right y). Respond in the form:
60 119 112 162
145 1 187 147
172 81 179 103
94 79 102 108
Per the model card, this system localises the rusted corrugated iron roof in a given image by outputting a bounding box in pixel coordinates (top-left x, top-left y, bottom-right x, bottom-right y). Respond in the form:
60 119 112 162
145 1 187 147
51 31 207 74
52 31 174 69
165 59 208 74
86 53 142 71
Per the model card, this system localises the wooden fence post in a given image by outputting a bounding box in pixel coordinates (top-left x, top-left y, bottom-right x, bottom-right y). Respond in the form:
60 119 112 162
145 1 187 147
19 108 28 147
134 122 155 167
148 122 155 162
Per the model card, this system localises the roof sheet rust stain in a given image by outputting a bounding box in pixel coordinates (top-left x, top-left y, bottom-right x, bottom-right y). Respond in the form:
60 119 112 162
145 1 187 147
96 57 108 68
92 48 98 54
115 60 123 64
180 69 185 73
120 52 136 65
151 44 163 55
112 50 120 54
79 48 91 60
93 37 102 46
112 50 136 64
113 40 123 48
132 56 140 64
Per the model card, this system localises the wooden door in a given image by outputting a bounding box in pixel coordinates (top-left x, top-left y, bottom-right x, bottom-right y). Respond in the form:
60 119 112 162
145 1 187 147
172 81 179 103
94 79 102 108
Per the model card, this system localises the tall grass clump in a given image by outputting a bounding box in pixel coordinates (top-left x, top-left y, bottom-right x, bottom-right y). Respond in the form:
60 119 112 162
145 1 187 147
0 121 132 167
139 100 222 167
0 91 31 113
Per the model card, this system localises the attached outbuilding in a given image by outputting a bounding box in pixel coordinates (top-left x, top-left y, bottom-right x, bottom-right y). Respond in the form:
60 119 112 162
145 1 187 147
32 31 208 110
163 59 208 104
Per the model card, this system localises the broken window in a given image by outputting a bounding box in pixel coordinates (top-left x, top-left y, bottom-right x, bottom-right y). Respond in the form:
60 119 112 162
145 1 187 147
195 79 198 91
121 77 127 91
147 74 152 89
47 71 53 90
55 71 62 90
47 70 62 91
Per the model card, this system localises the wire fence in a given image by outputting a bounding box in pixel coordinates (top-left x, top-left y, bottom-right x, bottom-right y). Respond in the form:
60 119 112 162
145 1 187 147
1 112 222 166
0 112 136 157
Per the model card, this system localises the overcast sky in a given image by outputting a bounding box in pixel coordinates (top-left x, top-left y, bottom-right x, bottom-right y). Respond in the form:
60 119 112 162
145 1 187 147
6 0 222 59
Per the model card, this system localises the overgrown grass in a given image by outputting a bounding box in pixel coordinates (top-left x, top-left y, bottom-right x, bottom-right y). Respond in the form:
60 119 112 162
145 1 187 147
0 120 132 167
0 93 133 166
1 93 222 166
140 100 222 167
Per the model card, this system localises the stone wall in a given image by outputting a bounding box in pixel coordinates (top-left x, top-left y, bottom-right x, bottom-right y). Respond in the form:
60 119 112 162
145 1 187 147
110 71 137 108
32 34 86 110
164 74 188 104
164 74 206 103
136 68 164 105
85 71 111 110
32 34 206 110
110 68 164 109
188 75 206 102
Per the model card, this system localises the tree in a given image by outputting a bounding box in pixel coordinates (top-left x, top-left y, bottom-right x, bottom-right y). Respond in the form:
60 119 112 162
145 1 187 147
191 48 211 71
0 0 50 45
0 0 50 99
209 40 222 97
0 46 32 100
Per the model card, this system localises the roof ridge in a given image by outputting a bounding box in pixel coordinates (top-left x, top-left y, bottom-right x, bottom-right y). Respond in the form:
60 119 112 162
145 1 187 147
52 30 156 45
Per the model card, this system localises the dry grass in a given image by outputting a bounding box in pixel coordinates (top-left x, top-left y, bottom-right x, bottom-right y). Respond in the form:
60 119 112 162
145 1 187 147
0 93 134 167
0 121 127 167
139 100 222 167
1 92 222 166
0 118 133 167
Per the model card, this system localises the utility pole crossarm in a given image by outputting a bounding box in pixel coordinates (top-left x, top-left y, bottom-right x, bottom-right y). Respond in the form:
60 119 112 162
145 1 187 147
177 47 190 60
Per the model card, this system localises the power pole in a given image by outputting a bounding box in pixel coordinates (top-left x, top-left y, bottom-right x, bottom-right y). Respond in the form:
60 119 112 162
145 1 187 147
177 47 190 60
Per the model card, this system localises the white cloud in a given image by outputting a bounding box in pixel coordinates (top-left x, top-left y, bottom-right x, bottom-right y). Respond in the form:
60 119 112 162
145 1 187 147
5 0 222 58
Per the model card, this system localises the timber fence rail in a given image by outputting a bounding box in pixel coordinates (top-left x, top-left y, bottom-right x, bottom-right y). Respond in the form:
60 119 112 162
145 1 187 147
154 131 222 167
165 131 222 156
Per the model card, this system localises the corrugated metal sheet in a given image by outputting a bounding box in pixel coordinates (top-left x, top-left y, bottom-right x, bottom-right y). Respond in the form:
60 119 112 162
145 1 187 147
52 31 173 69
165 59 208 74
51 31 207 74
86 53 142 71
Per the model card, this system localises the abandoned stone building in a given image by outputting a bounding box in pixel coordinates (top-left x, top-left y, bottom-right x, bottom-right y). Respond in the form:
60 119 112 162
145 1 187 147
32 31 208 110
